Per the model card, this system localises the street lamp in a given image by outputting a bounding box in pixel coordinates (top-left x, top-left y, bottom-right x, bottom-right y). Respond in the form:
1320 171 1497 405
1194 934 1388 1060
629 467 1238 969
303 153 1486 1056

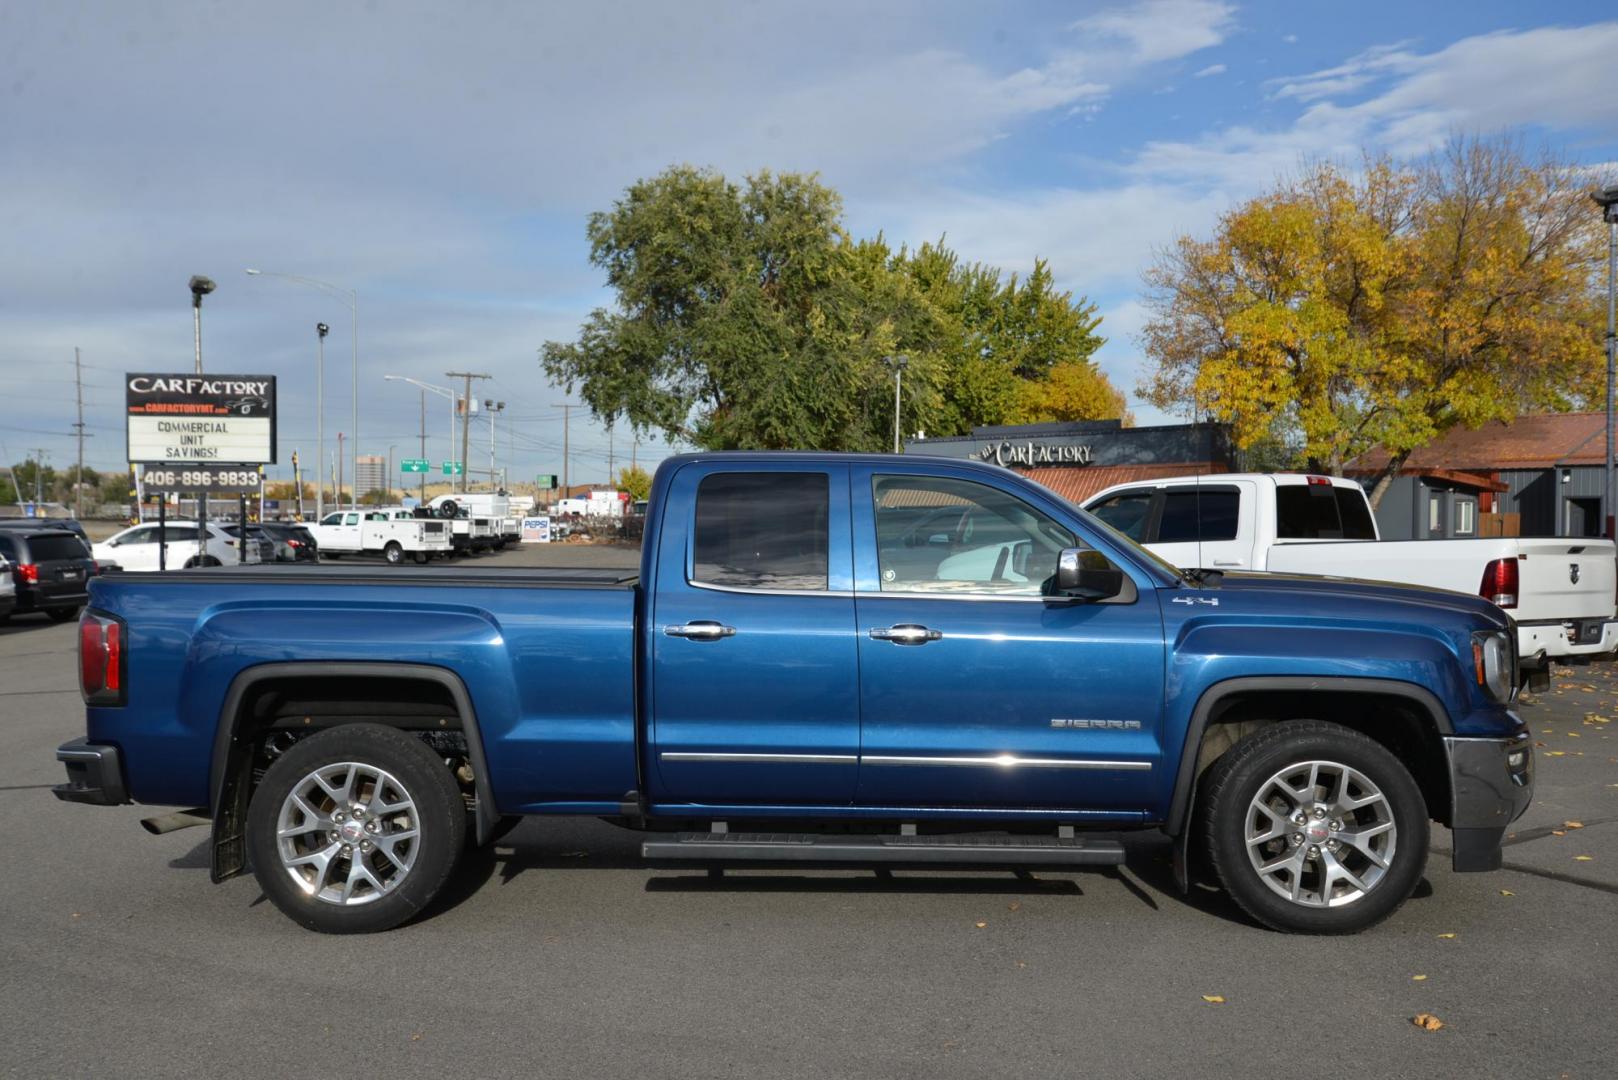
246 268 359 510
884 354 909 454
314 322 329 519
189 275 216 374
384 375 459 497
1593 185 1618 539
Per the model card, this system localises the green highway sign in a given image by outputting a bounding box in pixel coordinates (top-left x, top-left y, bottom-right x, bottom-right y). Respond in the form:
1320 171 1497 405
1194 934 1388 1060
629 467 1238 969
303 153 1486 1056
401 459 430 473
442 461 464 476
537 474 558 490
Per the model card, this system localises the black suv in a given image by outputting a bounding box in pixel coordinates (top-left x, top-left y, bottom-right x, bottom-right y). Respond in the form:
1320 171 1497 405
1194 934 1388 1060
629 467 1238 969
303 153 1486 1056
0 528 99 622
223 522 317 563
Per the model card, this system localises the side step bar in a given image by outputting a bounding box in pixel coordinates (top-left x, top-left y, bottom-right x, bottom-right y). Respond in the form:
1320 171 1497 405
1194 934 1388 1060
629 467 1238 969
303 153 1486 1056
642 831 1125 869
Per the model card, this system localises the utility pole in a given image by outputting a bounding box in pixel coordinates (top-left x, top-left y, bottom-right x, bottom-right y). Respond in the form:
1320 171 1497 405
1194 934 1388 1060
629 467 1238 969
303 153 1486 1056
418 390 428 503
444 371 490 494
337 432 345 508
73 348 86 519
550 404 576 496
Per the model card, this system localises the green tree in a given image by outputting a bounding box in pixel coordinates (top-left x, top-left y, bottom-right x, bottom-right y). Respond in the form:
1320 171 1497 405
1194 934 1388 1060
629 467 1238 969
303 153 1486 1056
1140 140 1605 503
614 465 652 502
8 458 56 503
542 166 1119 450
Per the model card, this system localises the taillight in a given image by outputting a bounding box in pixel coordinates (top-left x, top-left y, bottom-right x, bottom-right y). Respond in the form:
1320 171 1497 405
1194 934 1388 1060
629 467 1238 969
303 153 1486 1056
1480 558 1518 608
287 539 302 548
79 611 126 706
16 563 38 584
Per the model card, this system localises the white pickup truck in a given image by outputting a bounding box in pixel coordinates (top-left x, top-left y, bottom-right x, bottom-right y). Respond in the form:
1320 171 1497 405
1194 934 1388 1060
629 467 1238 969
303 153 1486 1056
1083 472 1618 674
307 509 453 564
428 494 516 549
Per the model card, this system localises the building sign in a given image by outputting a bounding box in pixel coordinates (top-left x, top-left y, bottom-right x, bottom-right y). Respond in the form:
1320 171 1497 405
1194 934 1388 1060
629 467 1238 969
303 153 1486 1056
974 441 1094 468
136 464 263 494
125 373 277 464
520 516 552 543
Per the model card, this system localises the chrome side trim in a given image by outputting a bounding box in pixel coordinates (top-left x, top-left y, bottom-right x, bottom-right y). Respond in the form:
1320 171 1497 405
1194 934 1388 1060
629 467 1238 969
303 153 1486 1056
689 580 854 598
861 754 1151 771
660 752 859 764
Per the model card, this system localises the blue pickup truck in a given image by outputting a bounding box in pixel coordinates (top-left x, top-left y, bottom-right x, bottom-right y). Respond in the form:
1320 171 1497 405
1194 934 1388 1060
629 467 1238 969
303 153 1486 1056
55 453 1532 934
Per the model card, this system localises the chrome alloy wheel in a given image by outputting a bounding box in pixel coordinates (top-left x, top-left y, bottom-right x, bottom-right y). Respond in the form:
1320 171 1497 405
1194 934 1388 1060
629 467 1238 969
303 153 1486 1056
1244 759 1397 909
275 762 420 906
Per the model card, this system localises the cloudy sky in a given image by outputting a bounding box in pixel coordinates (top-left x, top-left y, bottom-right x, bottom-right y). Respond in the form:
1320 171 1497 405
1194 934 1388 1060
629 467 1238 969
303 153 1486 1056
3 0 1616 486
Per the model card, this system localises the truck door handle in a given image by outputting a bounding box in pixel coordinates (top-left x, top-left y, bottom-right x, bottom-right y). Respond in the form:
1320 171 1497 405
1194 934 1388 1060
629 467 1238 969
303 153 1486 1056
1212 559 1242 567
664 621 736 641
869 624 943 645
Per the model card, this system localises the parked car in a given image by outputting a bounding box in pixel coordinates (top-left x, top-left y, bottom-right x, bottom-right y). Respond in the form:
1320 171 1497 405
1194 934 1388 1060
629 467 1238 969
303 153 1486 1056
307 508 453 564
55 453 1530 936
91 520 266 570
1084 473 1618 679
0 527 99 621
0 517 90 545
223 522 318 563
0 550 16 620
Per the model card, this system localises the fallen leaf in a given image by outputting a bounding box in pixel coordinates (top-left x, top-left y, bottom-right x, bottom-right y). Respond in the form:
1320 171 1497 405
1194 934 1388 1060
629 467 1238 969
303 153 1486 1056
1015 960 1026 968
1437 933 1457 939
1007 901 1021 912
975 920 987 928
1202 995 1225 1004
1574 855 1594 862
1552 830 1566 836
1412 974 1428 981
1545 751 1567 757
1500 890 1514 897
1564 821 1585 829
410 1033 424 1042
1413 1013 1444 1031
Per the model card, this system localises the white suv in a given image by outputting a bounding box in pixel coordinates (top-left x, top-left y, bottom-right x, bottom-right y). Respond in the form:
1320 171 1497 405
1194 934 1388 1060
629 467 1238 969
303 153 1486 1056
92 521 265 571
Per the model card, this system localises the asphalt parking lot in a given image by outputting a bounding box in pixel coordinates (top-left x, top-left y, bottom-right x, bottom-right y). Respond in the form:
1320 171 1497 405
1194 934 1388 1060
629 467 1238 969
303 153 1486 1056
2 556 1616 1079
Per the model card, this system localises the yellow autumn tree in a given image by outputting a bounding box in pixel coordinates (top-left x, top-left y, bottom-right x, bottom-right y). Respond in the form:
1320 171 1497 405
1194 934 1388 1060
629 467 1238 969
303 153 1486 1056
1013 359 1133 425
1140 139 1606 505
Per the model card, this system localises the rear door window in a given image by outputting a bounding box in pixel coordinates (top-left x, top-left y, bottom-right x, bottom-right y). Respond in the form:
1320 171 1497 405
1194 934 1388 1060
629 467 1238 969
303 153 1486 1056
693 472 829 590
1155 488 1239 543
1335 489 1377 539
1087 489 1154 541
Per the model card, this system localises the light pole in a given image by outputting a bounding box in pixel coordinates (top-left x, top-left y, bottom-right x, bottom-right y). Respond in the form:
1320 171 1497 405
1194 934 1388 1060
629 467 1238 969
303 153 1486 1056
1594 185 1618 539
884 354 909 454
245 268 359 510
189 276 216 374
485 400 505 491
388 445 397 503
315 322 329 520
384 376 458 498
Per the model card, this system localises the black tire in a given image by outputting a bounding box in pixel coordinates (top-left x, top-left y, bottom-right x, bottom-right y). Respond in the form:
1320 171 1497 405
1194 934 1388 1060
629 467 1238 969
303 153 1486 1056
47 606 80 623
383 541 404 565
437 500 458 519
413 551 429 565
246 724 466 933
1199 720 1428 935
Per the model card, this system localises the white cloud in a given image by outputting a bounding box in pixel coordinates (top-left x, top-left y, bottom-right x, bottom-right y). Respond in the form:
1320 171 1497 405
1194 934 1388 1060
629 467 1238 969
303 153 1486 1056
1069 0 1235 65
1193 64 1227 78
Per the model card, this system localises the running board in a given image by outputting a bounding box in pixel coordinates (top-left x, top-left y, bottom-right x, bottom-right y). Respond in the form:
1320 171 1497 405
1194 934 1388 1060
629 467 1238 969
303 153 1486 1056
641 831 1125 869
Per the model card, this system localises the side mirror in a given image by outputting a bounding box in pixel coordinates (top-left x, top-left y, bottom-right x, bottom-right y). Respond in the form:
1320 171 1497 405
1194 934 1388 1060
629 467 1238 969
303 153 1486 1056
1056 546 1126 601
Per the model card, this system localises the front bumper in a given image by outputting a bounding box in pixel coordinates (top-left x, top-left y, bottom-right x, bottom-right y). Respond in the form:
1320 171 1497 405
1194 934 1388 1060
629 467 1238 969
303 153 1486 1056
1444 731 1533 872
52 738 129 806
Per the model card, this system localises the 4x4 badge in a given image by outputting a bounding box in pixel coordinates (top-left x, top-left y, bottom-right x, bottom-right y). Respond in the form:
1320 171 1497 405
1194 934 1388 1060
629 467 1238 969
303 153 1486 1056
1172 596 1219 606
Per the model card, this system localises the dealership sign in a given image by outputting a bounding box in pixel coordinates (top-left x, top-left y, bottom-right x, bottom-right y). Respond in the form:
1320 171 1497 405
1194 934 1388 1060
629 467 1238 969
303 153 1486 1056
974 441 1093 468
125 373 277 465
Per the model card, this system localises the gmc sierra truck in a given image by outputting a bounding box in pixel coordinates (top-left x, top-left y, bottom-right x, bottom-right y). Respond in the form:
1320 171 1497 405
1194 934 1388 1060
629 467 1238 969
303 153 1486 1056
54 453 1532 935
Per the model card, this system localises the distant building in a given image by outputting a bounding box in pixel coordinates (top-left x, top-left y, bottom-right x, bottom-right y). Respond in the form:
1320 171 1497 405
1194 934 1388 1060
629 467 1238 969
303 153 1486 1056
355 455 386 496
1349 412 1615 539
905 419 1235 504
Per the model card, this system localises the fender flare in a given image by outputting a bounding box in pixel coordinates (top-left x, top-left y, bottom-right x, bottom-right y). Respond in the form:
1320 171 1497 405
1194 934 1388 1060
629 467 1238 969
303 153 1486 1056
1165 674 1452 840
208 661 500 881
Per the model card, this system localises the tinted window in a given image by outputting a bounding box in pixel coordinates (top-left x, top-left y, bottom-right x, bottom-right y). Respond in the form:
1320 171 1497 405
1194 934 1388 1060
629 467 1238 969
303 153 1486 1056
27 534 91 561
0 534 16 559
1088 491 1153 541
1335 489 1377 540
1276 485 1341 539
693 472 829 590
873 475 1076 596
161 526 200 542
1156 488 1239 543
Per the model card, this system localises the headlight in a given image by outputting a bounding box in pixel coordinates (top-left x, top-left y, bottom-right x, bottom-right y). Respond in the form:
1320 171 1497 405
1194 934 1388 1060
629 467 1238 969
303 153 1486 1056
1472 630 1513 702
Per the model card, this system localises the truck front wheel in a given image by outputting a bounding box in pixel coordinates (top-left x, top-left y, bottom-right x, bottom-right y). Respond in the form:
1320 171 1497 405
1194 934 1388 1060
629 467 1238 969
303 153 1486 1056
245 724 466 933
1199 720 1427 934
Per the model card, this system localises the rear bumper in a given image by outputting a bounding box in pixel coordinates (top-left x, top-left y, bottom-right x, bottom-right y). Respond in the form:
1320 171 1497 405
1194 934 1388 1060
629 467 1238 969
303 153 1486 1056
1444 731 1532 872
1517 618 1618 663
52 738 129 806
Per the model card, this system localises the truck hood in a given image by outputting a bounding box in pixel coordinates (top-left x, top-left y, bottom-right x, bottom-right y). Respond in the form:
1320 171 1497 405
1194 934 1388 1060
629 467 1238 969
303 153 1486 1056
1188 569 1511 632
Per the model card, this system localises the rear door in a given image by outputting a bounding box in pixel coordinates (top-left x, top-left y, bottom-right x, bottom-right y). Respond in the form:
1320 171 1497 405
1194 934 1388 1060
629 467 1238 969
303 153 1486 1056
1147 482 1255 570
649 462 859 805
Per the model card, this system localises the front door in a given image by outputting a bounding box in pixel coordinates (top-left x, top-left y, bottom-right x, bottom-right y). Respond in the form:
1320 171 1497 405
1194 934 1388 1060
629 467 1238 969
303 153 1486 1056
853 468 1165 812
1146 482 1254 570
649 463 859 805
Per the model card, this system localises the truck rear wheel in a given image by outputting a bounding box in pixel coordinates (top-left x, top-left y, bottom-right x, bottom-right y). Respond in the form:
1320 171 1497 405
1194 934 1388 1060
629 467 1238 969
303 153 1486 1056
383 541 404 565
1199 720 1427 934
246 724 466 933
